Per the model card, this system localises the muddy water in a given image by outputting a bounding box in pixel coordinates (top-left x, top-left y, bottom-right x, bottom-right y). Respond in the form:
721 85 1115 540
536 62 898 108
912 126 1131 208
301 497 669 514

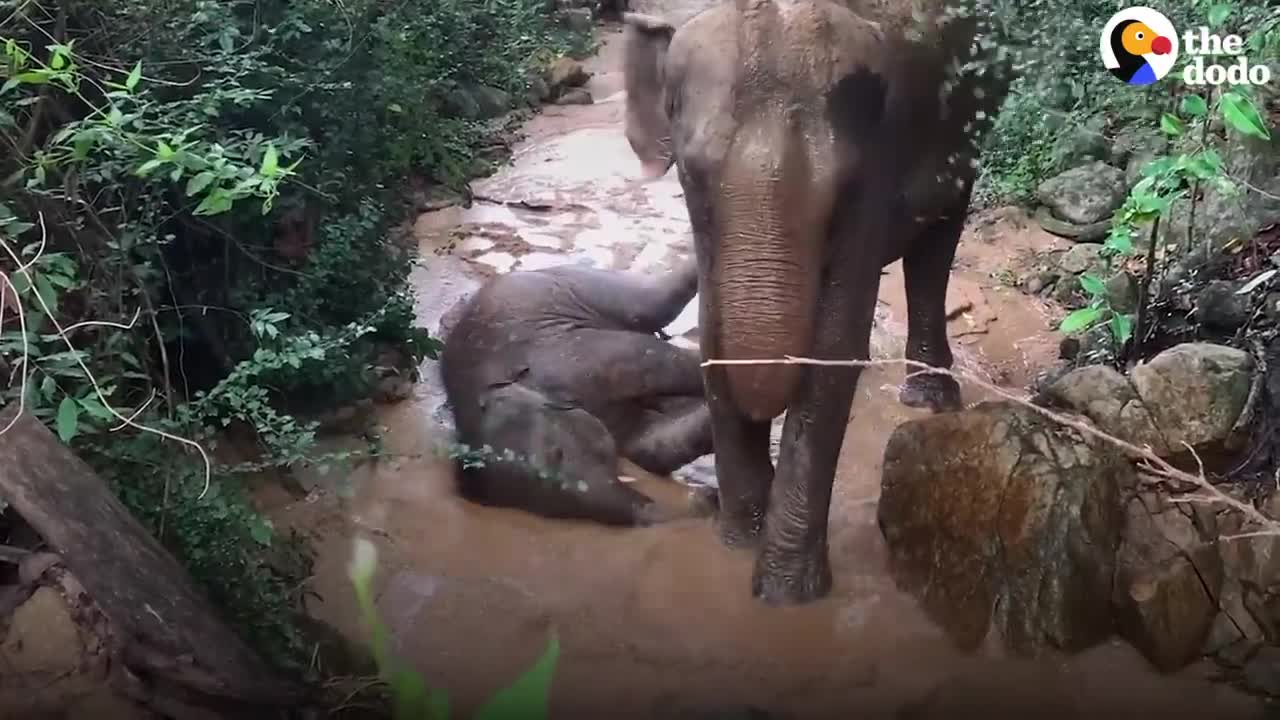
264 23 1262 720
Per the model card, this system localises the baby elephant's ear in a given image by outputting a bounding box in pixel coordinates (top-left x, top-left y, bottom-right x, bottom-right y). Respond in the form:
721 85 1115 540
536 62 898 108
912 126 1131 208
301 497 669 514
622 13 677 179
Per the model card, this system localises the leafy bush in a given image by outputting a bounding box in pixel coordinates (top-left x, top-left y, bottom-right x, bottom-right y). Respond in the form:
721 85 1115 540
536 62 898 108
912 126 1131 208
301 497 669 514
1 0 587 679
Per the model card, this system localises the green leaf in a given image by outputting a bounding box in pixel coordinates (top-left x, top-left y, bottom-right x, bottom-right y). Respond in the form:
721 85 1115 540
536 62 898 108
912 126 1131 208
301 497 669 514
1220 92 1272 141
135 158 163 176
1159 113 1185 136
156 141 175 160
56 396 79 443
249 518 273 546
1059 306 1104 334
185 171 216 196
194 189 234 216
1078 273 1106 297
125 61 142 91
1105 226 1135 255
34 274 58 314
1180 94 1208 118
78 396 115 421
259 144 279 177
1208 4 1232 27
472 634 560 720
1110 313 1134 344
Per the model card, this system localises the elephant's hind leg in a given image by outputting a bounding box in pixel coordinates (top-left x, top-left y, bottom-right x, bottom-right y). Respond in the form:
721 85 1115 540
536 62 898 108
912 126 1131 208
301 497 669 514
469 457 664 527
898 205 965 413
621 399 713 476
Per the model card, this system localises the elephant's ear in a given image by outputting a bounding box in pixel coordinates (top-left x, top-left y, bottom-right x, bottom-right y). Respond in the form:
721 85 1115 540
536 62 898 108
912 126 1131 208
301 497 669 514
622 13 677 179
478 366 532 411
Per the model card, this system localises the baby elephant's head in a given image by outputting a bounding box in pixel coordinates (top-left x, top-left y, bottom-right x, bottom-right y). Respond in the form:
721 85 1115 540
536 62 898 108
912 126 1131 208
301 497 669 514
478 382 618 493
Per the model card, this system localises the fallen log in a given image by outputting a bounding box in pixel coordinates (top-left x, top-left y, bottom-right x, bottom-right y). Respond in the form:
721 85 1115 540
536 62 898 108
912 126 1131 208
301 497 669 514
0 405 304 711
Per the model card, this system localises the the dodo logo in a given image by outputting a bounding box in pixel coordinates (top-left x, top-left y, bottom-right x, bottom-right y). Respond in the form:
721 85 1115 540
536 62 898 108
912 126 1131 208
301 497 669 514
1101 7 1179 86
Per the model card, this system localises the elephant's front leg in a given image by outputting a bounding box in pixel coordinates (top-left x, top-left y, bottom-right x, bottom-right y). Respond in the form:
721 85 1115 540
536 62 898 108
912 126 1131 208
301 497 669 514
751 216 887 606
898 206 965 413
705 369 775 548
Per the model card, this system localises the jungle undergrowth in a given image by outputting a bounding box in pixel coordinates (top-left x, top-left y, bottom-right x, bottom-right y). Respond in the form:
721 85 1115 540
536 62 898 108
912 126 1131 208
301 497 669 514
0 0 589 684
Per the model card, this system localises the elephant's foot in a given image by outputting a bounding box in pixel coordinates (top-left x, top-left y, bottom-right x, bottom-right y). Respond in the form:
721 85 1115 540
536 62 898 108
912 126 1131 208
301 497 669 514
750 544 833 606
687 485 719 519
899 370 962 413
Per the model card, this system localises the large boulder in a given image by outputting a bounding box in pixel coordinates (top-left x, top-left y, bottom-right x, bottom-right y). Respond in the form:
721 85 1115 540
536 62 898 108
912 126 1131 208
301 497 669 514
1044 343 1255 461
544 57 590 100
1036 161 1128 225
1129 343 1254 455
1045 364 1170 456
878 401 1128 656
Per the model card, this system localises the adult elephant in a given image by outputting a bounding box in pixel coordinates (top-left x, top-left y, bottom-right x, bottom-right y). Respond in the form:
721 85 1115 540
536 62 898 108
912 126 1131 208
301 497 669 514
621 0 1009 604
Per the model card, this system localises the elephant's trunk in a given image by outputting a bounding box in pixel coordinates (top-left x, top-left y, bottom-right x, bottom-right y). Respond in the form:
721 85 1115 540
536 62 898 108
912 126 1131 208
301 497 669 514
714 116 832 422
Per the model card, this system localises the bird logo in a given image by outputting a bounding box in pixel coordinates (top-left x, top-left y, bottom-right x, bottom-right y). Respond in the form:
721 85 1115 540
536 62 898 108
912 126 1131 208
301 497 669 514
1100 7 1179 86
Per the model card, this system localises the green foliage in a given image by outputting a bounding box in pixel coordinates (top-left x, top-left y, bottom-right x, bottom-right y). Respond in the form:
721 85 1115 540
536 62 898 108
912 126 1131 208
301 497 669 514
1056 79 1273 348
973 0 1277 206
347 538 560 720
1 0 586 683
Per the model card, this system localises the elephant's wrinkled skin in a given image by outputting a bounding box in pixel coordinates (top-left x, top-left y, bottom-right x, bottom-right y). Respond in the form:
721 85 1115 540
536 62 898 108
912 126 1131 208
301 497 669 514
440 261 714 526
621 0 1009 603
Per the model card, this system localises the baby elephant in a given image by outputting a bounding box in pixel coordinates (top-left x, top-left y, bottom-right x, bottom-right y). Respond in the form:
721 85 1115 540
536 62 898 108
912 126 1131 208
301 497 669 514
440 260 714 526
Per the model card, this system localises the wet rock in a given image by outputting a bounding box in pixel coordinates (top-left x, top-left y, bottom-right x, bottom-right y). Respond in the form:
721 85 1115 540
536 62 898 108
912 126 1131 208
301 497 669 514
1113 491 1223 672
1243 646 1280 696
544 57 590 98
558 7 594 33
1057 243 1105 275
1035 206 1110 243
1076 324 1120 365
1105 271 1139 314
525 72 551 105
555 88 594 105
1129 343 1254 454
1024 271 1056 295
1036 161 1127 225
1054 126 1110 166
374 375 415 404
443 87 482 120
1113 127 1161 167
1057 337 1080 361
1045 365 1169 456
472 85 513 119
1203 610 1248 656
879 401 1126 656
1196 280 1252 330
